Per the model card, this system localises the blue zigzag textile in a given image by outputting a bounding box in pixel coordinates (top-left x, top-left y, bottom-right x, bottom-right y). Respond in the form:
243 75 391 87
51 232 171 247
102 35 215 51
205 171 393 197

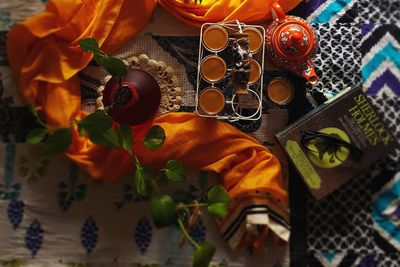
371 172 400 252
361 25 400 96
288 1 400 267
291 0 358 23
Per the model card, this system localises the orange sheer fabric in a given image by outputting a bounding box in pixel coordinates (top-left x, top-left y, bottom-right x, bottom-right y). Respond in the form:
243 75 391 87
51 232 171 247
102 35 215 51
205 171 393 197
158 0 302 27
67 112 288 203
7 0 157 126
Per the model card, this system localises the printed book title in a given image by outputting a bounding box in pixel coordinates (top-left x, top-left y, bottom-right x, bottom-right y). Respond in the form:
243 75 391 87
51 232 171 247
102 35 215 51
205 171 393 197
348 94 393 146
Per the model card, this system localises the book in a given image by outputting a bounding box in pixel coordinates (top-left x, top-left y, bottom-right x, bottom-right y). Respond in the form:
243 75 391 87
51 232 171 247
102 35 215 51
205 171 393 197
276 86 399 199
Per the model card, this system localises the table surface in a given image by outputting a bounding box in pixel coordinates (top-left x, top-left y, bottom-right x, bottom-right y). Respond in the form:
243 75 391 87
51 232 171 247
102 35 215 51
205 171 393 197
0 1 399 267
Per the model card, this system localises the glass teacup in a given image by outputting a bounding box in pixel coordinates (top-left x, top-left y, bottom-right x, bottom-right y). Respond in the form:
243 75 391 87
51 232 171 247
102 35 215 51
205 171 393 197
243 27 263 53
200 55 227 83
202 24 229 52
198 87 226 115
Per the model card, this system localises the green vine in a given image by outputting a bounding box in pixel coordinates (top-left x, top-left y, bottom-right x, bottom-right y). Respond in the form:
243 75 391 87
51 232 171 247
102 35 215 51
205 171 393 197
25 38 229 267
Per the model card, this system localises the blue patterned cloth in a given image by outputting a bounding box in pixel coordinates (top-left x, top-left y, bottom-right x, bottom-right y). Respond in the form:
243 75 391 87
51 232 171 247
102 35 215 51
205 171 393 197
288 1 400 267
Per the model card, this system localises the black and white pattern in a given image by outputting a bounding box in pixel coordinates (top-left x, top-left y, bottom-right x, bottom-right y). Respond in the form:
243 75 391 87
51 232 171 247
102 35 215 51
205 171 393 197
368 94 400 170
279 2 399 265
307 171 374 254
290 0 359 24
359 0 400 24
375 253 400 267
306 24 362 95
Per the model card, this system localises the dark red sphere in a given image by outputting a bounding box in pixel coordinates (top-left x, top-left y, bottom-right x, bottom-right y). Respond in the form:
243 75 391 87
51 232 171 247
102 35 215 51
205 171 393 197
102 69 161 126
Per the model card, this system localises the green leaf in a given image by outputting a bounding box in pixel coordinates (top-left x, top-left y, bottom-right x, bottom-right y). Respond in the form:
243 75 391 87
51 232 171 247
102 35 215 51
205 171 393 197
165 160 185 182
193 241 216 267
99 56 127 78
79 38 127 79
207 185 229 205
134 165 153 198
143 125 165 150
207 203 228 217
116 124 133 153
207 185 229 217
79 38 100 53
78 126 87 137
28 103 47 127
93 51 105 62
28 103 39 118
150 195 176 228
78 111 113 136
41 128 72 156
26 128 47 144
89 128 120 147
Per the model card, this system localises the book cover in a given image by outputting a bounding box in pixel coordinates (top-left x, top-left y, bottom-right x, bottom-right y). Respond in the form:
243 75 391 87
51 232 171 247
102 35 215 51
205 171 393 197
276 86 399 199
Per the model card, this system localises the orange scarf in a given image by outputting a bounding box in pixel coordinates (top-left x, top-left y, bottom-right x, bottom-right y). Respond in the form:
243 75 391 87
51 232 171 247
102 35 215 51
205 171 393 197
7 0 300 249
159 0 302 27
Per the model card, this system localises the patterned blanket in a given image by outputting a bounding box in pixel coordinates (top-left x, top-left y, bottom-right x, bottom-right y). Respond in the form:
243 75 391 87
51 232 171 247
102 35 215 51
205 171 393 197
0 1 399 267
289 1 400 267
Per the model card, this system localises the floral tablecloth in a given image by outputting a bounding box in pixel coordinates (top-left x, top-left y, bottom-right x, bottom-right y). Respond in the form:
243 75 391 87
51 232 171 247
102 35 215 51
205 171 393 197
1 1 399 267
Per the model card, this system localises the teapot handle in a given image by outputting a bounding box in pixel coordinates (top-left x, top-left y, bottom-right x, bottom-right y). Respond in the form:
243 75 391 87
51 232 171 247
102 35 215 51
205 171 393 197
271 2 286 22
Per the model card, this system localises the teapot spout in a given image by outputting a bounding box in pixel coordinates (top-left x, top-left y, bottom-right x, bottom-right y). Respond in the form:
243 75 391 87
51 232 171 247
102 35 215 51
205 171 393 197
302 65 318 85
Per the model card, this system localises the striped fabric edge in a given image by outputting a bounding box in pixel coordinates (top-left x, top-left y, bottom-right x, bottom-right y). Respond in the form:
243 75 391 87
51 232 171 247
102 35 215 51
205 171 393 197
218 195 290 249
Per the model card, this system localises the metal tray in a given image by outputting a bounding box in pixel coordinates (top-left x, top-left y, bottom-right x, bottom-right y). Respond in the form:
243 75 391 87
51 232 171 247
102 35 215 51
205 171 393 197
195 21 266 122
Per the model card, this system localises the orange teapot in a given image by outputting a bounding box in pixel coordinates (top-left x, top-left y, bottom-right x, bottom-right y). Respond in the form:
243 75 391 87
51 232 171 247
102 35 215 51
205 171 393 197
265 2 319 84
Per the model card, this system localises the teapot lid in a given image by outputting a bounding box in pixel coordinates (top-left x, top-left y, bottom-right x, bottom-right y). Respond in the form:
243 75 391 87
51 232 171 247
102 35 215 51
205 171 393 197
275 23 313 58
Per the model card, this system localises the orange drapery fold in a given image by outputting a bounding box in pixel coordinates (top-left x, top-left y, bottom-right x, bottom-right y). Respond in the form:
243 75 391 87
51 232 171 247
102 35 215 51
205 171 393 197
6 0 296 248
158 0 302 27
67 112 288 203
7 0 157 126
